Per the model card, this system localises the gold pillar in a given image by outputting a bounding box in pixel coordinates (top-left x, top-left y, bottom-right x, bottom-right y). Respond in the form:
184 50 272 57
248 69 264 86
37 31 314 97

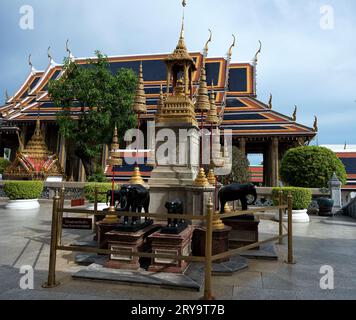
166 67 171 95
184 64 189 96
271 137 279 187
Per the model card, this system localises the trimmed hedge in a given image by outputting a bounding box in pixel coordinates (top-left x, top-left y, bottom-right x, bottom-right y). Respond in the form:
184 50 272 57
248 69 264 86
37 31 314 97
0 158 10 174
4 181 44 200
272 187 312 210
84 182 114 203
280 146 347 188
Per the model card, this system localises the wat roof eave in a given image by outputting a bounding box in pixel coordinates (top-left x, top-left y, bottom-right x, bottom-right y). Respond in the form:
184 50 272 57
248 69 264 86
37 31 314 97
2 51 316 138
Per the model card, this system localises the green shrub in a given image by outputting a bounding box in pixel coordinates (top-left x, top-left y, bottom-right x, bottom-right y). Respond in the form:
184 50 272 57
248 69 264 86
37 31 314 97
87 166 108 182
84 182 114 203
272 187 312 210
0 158 10 174
4 181 44 200
280 146 347 188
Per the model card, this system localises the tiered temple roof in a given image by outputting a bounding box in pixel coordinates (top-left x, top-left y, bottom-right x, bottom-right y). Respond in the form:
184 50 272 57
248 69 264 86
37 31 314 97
0 52 316 140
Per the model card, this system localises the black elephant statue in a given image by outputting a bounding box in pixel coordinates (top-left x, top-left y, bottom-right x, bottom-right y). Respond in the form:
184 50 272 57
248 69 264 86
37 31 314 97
118 184 150 226
106 190 121 207
160 199 188 235
218 183 257 213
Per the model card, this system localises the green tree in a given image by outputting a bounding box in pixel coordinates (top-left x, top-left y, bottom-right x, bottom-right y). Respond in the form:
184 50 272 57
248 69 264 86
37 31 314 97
226 146 250 184
280 146 347 188
48 52 137 178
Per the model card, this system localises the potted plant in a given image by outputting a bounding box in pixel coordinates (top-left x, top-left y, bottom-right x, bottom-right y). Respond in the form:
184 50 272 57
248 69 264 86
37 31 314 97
315 187 334 216
4 181 44 210
84 182 113 210
273 187 312 223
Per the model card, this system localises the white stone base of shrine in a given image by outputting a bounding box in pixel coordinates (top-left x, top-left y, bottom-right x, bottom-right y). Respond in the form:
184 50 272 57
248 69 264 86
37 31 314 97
5 199 40 210
275 209 310 223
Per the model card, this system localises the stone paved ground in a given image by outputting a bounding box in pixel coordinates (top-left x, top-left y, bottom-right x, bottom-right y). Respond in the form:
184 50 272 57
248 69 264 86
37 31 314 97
0 201 356 300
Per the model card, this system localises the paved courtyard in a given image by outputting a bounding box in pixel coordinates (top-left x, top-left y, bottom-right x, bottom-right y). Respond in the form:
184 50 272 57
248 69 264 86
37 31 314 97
0 201 356 300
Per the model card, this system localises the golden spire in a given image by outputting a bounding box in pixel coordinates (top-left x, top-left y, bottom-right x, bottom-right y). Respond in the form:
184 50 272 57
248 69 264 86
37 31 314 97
313 116 318 132
112 125 119 149
132 62 147 114
107 125 122 166
156 83 165 119
166 1 194 64
292 105 297 121
22 118 51 159
268 93 273 109
206 82 220 125
195 63 210 113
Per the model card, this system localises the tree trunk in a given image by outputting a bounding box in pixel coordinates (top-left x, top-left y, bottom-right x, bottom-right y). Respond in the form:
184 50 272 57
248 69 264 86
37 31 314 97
74 148 95 178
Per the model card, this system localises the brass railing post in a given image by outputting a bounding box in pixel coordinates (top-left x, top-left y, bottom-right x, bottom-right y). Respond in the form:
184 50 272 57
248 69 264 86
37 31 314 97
57 186 65 246
42 194 61 288
278 190 283 245
203 198 214 300
286 192 295 264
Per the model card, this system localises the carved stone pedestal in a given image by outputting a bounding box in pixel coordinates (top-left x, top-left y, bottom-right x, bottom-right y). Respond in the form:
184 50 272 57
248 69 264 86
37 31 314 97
224 216 260 249
104 224 160 270
96 221 121 250
192 226 232 263
148 226 194 273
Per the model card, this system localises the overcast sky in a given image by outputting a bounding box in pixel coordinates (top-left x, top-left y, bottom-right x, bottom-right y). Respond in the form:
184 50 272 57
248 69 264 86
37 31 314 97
1 0 355 144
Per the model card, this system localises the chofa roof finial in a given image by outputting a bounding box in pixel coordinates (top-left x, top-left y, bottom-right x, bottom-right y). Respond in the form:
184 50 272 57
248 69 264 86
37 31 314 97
66 39 74 60
28 54 33 70
4 90 10 104
204 29 212 58
254 40 262 64
47 46 52 60
313 116 318 132
268 94 273 109
292 105 297 121
228 34 236 58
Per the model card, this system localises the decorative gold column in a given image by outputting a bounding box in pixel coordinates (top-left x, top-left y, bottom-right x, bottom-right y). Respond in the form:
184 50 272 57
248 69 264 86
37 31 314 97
271 137 279 187
194 43 210 187
130 61 146 185
104 125 123 224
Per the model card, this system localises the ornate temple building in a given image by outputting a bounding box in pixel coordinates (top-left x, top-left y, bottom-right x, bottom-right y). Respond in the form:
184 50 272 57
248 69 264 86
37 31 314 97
0 17 317 186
